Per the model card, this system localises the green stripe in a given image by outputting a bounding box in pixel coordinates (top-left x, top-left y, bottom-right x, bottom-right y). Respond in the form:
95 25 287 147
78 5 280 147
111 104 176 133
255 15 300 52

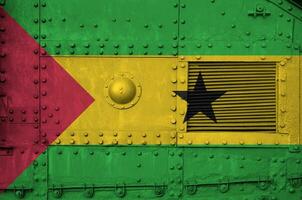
4 0 302 56
2 145 302 199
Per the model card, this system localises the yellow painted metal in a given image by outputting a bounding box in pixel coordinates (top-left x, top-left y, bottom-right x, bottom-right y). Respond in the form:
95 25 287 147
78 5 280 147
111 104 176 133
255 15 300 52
52 56 300 145
53 57 178 145
177 56 301 145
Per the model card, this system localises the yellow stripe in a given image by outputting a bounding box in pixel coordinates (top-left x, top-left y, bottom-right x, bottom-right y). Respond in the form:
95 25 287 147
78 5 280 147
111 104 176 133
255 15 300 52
52 56 301 145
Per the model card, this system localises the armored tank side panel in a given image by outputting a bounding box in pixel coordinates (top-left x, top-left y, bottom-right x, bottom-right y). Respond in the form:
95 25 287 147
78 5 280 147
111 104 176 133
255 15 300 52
0 0 301 199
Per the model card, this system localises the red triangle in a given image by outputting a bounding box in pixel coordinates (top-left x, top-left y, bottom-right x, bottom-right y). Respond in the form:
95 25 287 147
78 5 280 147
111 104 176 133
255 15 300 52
0 7 94 190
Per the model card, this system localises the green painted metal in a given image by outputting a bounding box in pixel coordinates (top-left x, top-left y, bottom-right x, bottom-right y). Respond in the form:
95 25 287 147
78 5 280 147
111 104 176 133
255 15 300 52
39 0 179 56
179 0 302 55
3 0 39 43
1 151 48 199
3 0 302 55
1 146 302 199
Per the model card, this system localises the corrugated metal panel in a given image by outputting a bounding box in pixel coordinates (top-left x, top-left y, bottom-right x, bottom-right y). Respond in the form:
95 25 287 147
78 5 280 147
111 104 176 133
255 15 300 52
187 62 276 132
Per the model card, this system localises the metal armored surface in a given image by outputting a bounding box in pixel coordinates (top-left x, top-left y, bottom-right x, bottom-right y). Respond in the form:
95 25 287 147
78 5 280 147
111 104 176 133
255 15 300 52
0 0 302 199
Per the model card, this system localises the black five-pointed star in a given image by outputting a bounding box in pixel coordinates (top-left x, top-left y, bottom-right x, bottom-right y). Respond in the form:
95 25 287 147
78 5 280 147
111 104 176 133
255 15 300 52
175 72 226 123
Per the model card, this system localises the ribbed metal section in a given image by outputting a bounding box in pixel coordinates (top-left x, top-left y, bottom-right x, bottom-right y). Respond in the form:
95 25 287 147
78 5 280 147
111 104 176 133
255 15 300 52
187 62 276 132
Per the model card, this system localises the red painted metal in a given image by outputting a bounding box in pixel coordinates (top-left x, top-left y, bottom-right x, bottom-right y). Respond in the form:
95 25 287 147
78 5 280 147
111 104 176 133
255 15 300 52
0 7 94 190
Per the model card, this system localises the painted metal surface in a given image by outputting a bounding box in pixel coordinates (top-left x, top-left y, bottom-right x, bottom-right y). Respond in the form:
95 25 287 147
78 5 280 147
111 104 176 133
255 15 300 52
178 0 302 55
1 146 302 199
176 56 301 145
2 0 302 56
50 56 301 145
0 7 93 190
0 0 301 199
53 57 177 145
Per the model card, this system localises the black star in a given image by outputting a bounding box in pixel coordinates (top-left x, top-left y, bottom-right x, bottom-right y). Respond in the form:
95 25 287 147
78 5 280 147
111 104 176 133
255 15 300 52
174 72 226 123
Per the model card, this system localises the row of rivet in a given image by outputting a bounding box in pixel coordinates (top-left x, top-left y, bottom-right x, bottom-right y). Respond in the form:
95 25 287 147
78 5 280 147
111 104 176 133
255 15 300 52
54 131 178 145
278 57 290 133
33 0 299 57
36 42 300 56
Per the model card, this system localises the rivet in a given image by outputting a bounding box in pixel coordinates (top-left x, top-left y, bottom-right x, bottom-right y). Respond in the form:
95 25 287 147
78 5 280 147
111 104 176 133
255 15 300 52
170 119 177 124
285 56 291 60
171 77 177 83
169 105 177 112
205 141 210 145
239 140 244 145
99 139 103 144
195 56 201 60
